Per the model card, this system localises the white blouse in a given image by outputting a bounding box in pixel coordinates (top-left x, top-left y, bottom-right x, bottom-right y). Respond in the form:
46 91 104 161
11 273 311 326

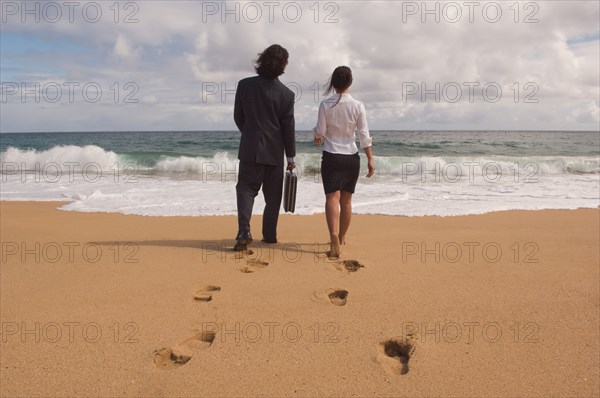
313 93 372 155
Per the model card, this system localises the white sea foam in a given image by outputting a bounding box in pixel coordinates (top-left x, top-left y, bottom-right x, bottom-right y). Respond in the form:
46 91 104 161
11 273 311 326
1 145 598 216
1 169 598 217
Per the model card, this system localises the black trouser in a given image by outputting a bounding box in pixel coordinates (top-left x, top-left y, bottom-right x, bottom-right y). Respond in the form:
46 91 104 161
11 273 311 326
236 160 284 241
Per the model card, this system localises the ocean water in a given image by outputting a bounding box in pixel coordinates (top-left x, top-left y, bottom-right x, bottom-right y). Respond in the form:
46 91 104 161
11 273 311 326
1 130 599 216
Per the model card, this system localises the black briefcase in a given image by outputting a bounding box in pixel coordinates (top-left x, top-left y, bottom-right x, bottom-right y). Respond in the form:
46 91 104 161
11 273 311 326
283 170 297 213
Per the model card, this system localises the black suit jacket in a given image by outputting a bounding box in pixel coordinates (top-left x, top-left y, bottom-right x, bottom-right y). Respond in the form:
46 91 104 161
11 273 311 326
234 75 295 166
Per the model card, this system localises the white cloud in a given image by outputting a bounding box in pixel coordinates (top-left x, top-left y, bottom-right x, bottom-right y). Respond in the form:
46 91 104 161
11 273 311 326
568 101 600 124
1 0 599 132
113 33 140 62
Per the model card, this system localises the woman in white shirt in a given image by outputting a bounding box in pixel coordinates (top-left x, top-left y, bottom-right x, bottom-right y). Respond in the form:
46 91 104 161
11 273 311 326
313 66 375 258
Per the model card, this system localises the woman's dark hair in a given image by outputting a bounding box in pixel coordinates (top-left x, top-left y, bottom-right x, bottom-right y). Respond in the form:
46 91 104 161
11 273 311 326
324 66 353 106
254 44 289 79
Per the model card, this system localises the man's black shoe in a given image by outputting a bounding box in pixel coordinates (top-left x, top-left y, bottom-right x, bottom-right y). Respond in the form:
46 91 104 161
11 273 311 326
261 238 277 244
234 232 253 251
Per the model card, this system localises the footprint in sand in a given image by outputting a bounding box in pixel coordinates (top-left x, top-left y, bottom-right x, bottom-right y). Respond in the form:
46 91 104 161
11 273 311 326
153 331 216 369
311 288 349 306
193 285 221 302
239 259 269 273
376 338 415 376
228 249 270 273
333 259 365 273
327 289 349 306
229 249 254 260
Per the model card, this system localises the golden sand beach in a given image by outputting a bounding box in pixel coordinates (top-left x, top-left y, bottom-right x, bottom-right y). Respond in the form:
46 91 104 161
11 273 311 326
1 201 598 397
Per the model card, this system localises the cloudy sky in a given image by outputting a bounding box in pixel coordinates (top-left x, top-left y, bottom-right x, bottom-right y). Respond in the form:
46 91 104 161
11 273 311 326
1 0 599 132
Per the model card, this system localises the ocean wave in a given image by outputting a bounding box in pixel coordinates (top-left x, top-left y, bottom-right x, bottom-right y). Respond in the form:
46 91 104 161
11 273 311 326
1 145 598 176
154 152 238 173
0 145 120 171
371 155 600 176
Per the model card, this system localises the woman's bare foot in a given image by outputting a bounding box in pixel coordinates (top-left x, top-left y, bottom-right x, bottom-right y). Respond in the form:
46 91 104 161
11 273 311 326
327 236 340 258
339 235 346 245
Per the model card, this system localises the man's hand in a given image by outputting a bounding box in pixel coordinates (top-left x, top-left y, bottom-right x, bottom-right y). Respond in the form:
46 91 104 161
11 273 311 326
314 136 322 146
287 162 296 171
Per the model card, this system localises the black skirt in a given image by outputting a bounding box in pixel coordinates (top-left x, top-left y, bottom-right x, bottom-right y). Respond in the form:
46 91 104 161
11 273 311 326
320 150 360 194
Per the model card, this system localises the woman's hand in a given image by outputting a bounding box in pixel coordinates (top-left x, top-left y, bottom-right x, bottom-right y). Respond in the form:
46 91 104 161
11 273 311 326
314 136 322 146
364 146 375 178
366 158 375 178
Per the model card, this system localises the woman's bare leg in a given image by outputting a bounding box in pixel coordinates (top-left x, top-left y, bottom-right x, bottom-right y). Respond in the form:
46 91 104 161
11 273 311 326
325 191 341 257
338 191 353 244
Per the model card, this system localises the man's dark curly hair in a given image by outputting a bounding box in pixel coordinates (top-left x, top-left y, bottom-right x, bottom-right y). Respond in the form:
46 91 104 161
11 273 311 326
254 44 289 79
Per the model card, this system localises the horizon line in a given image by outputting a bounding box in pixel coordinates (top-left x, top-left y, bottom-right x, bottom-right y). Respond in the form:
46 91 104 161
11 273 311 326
2 129 599 134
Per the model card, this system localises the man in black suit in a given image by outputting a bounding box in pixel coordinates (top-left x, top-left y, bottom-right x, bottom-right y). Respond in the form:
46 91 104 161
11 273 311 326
233 44 296 251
